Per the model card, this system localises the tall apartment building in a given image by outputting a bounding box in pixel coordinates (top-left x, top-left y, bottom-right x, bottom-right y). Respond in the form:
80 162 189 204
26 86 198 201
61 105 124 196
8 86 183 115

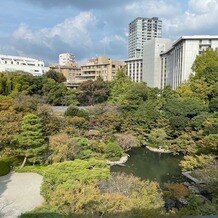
0 54 48 76
81 56 125 82
127 17 162 82
59 53 75 66
128 17 162 59
161 35 218 89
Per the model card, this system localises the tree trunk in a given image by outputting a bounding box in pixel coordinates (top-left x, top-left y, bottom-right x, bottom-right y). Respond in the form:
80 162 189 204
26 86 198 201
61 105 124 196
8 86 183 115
21 156 27 168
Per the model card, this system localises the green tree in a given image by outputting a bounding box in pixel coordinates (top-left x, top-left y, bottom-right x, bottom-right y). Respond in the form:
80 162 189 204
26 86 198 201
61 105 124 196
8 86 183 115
42 78 77 105
44 70 66 83
121 82 149 111
147 128 170 149
77 78 109 106
17 113 47 167
109 68 132 103
48 133 80 163
192 49 218 79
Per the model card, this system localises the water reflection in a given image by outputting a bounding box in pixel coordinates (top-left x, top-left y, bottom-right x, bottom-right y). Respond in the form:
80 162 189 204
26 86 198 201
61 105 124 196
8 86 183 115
111 147 183 185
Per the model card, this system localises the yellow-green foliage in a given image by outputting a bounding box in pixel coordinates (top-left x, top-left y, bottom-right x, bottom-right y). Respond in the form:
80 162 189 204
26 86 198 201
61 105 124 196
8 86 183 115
41 159 109 201
180 155 215 171
48 172 164 217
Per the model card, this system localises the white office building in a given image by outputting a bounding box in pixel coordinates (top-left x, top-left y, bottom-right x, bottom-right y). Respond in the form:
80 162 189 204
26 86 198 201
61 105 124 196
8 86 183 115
161 35 218 89
126 58 143 82
0 55 48 76
142 38 172 89
127 17 162 82
59 53 75 66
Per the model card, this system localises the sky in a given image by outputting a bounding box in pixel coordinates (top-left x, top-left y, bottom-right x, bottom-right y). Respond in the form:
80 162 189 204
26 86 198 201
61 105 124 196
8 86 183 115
0 0 218 64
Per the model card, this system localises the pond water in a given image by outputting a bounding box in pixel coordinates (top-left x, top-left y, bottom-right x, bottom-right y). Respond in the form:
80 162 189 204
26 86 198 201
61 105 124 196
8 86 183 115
111 147 183 185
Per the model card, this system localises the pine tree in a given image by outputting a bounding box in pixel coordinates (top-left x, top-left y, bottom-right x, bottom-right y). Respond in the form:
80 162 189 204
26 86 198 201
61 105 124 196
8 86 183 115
17 113 47 167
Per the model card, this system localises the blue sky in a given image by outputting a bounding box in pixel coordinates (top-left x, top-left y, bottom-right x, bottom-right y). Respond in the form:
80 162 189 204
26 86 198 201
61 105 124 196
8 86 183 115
0 0 218 64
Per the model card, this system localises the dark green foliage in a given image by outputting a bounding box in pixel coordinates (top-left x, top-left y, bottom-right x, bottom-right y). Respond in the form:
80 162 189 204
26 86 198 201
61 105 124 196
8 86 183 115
44 70 66 83
64 105 89 119
0 72 77 106
17 113 47 165
164 97 207 119
0 160 11 176
77 78 109 106
169 115 190 130
121 82 149 111
103 141 123 159
42 78 77 106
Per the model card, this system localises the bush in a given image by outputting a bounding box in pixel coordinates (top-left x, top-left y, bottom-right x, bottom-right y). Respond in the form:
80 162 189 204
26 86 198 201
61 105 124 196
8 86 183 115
180 155 215 171
0 160 11 176
163 183 189 200
64 105 89 119
104 141 123 159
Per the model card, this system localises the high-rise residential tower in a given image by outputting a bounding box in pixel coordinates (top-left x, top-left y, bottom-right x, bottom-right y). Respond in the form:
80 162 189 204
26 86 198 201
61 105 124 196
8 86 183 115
126 17 162 82
128 17 162 59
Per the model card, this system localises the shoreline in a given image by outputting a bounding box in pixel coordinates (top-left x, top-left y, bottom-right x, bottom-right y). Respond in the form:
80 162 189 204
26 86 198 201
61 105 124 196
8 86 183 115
107 154 130 166
146 146 172 154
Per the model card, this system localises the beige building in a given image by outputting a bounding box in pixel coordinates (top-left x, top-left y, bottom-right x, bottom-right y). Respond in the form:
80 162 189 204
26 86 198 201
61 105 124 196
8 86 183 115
50 62 82 87
80 56 125 82
50 55 125 87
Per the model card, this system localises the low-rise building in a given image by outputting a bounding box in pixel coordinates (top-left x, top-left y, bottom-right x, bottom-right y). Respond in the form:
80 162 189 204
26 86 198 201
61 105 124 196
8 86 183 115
0 54 48 76
50 63 82 87
80 56 125 82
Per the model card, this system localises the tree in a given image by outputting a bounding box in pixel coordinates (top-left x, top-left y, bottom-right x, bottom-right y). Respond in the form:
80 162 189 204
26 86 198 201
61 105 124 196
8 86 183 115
109 68 132 103
121 82 149 111
77 78 109 106
44 70 66 83
42 78 77 105
147 128 170 149
192 49 218 79
17 114 47 167
48 133 80 163
0 97 22 152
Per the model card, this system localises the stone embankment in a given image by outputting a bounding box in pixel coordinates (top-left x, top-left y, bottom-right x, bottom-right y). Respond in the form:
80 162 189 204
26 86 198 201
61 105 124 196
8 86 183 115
107 154 130 166
146 146 172 154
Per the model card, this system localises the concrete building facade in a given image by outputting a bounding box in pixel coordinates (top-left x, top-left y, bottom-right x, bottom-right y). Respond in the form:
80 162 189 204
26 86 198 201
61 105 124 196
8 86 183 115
81 56 125 82
0 54 48 76
161 35 218 89
126 58 143 82
142 38 172 89
59 53 75 66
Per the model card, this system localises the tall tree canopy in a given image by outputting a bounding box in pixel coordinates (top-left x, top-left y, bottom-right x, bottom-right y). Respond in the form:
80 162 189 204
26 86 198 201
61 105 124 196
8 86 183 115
17 113 47 167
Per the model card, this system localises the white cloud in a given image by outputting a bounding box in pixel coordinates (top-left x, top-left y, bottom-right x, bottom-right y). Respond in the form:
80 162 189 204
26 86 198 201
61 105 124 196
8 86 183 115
9 12 98 62
125 0 182 18
163 0 218 38
9 11 127 63
13 12 96 49
188 0 218 13
13 23 34 41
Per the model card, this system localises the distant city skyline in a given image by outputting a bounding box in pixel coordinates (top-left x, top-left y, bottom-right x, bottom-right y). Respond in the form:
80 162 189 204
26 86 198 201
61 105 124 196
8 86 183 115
0 0 218 64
